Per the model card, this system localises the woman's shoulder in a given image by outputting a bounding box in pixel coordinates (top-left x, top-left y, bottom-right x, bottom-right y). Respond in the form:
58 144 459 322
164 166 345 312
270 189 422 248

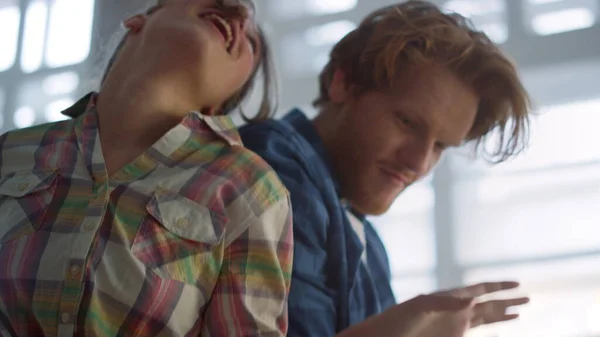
0 120 75 175
218 144 290 208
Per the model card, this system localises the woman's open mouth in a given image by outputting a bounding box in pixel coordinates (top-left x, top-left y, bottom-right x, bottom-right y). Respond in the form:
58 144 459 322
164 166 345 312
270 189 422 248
201 13 234 51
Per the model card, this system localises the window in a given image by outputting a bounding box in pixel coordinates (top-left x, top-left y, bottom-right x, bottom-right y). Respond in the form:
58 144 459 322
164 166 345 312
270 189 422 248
42 71 80 96
21 0 95 72
457 98 600 174
304 20 356 46
370 176 436 301
391 276 437 303
443 0 508 44
21 0 48 73
448 96 600 335
465 256 600 337
45 0 95 68
269 0 357 20
452 99 600 264
0 88 4 130
14 71 78 126
281 20 357 76
524 0 597 36
453 165 600 265
0 0 95 131
372 193 435 273
45 98 73 122
0 0 20 72
13 106 36 128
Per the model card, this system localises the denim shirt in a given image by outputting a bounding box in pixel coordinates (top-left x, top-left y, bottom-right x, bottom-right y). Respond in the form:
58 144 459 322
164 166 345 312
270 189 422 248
240 109 396 337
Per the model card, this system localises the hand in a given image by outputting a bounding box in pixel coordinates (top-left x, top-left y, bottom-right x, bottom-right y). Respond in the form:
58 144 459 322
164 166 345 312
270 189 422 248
338 294 476 337
432 281 530 328
398 294 475 337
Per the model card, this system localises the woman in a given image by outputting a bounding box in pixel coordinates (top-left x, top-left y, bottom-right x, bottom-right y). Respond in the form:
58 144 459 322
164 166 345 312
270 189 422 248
0 0 292 336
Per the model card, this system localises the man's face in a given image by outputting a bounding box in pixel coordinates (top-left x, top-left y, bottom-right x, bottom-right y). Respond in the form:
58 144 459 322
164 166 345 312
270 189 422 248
325 63 479 215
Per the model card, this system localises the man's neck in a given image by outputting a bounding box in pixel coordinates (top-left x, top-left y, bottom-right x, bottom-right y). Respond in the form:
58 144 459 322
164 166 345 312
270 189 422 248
312 110 338 156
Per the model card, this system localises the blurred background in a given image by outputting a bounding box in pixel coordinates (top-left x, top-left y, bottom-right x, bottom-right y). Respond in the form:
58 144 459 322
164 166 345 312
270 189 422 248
0 0 599 335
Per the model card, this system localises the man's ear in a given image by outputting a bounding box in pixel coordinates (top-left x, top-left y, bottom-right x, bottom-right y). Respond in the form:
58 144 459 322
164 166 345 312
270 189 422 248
328 68 351 104
122 14 147 33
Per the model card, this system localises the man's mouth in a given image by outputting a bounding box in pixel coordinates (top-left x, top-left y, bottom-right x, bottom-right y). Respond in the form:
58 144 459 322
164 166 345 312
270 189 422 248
380 166 412 187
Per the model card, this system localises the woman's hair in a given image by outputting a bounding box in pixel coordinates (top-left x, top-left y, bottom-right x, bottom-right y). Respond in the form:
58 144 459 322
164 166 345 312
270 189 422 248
314 0 531 163
99 1 277 121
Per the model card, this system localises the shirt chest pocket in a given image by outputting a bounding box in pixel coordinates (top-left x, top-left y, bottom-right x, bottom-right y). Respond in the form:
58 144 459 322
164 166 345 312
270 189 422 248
0 170 58 244
131 187 230 287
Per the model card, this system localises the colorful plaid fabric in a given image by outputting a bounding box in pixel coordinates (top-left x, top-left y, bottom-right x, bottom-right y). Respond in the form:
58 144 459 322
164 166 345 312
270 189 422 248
0 94 293 337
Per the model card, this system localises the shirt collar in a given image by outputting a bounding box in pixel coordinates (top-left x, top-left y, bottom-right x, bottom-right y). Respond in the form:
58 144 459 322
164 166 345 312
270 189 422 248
62 92 243 182
62 92 242 147
283 109 345 200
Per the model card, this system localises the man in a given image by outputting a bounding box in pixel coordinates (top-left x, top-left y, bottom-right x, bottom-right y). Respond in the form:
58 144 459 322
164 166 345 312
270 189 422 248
240 1 532 336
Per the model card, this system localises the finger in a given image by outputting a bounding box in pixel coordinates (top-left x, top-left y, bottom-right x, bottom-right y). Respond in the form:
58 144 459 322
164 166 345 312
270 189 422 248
472 313 520 328
409 294 475 312
432 281 519 298
453 281 520 298
496 297 530 307
477 297 530 312
471 299 527 327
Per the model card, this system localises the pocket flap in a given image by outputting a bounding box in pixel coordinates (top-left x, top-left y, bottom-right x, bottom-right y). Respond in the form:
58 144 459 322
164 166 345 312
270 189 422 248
0 170 58 197
145 188 228 245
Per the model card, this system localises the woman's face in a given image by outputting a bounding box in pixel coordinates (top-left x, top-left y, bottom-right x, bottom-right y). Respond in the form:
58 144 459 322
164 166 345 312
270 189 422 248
125 0 261 112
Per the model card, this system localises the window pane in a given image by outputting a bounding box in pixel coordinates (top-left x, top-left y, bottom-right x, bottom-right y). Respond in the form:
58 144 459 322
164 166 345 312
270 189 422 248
370 179 436 274
524 0 597 36
0 1 20 72
45 98 73 122
45 0 95 67
454 164 600 265
268 0 357 20
42 71 79 96
465 256 600 337
21 0 48 73
281 20 356 77
443 0 508 43
456 98 600 174
16 73 78 126
13 106 37 128
509 98 600 168
373 212 435 274
0 88 4 131
391 275 437 304
304 20 356 46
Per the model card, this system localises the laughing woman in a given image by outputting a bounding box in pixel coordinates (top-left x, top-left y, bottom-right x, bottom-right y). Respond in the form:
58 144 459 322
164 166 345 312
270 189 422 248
0 0 292 336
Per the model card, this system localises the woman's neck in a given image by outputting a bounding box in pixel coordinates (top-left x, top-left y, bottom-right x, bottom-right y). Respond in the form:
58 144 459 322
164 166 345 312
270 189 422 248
95 71 193 175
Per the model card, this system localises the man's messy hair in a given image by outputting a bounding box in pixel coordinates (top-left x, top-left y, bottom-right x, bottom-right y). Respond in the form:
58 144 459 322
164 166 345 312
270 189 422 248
314 0 531 163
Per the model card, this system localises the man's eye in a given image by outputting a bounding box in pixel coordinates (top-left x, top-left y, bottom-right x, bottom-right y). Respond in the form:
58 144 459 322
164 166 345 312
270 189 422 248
398 116 410 126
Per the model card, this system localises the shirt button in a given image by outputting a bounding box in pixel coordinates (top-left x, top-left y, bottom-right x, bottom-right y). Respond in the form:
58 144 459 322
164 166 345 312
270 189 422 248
69 264 81 277
83 222 96 232
176 218 189 228
60 312 70 323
